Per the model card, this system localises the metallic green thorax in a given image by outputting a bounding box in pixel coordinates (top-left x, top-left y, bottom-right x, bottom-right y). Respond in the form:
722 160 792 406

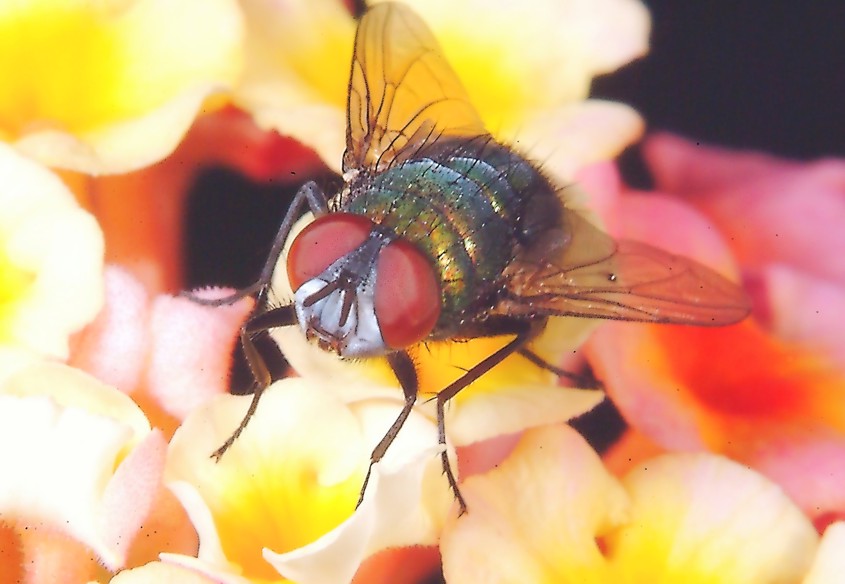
343 138 554 335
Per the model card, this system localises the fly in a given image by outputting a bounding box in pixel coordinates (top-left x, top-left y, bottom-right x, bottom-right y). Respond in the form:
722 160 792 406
192 2 750 513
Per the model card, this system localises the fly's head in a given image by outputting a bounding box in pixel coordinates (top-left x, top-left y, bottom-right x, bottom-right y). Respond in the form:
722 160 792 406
287 213 442 358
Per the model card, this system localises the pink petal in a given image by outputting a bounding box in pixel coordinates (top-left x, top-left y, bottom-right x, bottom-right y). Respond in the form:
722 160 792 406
146 291 252 421
749 265 845 370
99 430 168 566
643 133 845 283
642 132 803 193
70 266 151 395
615 191 743 276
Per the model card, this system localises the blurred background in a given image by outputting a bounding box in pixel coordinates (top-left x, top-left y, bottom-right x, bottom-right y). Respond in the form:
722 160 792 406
595 2 845 161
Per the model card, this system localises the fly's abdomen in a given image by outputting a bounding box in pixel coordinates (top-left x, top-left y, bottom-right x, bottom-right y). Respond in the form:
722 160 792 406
344 139 548 329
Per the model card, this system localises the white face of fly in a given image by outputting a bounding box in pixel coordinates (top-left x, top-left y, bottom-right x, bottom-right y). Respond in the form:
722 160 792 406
293 235 389 358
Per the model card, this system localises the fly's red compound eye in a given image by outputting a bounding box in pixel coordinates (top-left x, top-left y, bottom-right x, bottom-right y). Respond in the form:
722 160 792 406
375 239 441 349
287 213 373 291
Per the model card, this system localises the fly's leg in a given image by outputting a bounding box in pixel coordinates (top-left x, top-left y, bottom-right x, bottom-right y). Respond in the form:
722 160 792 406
357 351 419 507
433 319 540 514
211 304 298 460
185 180 330 307
518 348 603 390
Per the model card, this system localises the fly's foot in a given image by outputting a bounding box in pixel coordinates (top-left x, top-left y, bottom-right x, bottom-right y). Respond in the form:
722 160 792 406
441 448 468 515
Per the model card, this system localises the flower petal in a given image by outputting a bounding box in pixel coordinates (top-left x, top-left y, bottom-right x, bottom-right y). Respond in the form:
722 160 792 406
146 289 253 421
588 318 845 520
441 425 628 583
164 378 450 583
0 363 163 569
234 0 354 168
375 0 650 134
748 264 845 370
516 101 644 181
0 143 104 358
643 133 845 284
1 0 244 173
443 425 818 583
803 522 845 584
109 561 220 584
606 453 818 582
70 265 150 394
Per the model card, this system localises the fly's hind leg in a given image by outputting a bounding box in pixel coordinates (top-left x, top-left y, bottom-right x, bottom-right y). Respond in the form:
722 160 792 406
184 180 330 308
433 318 539 514
518 348 603 390
211 304 298 460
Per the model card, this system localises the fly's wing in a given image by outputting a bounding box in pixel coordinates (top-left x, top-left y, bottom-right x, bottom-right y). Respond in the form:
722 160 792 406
502 210 751 325
343 2 488 173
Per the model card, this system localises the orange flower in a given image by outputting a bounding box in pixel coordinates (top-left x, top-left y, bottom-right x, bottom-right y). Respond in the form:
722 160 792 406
583 135 845 523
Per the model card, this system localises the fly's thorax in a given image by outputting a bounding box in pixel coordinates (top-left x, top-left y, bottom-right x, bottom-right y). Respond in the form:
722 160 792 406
341 138 562 331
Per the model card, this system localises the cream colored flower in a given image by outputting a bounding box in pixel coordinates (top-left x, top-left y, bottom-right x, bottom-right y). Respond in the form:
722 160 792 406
441 424 819 583
0 143 103 359
163 377 452 584
372 0 649 179
0 0 244 173
234 0 354 169
106 561 219 584
235 0 646 178
803 522 845 584
0 362 167 572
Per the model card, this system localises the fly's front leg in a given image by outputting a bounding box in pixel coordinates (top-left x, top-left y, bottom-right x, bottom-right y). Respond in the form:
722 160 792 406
211 304 298 460
186 180 330 307
357 351 420 507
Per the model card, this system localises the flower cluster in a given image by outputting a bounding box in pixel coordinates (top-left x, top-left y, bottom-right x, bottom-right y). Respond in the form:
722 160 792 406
1 1 843 583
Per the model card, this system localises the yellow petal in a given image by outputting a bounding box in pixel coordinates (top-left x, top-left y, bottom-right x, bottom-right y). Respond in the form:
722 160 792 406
442 426 820 584
607 454 819 583
372 0 650 134
234 0 354 168
441 425 628 583
0 0 244 173
164 378 451 583
237 0 647 170
0 142 103 358
515 101 645 182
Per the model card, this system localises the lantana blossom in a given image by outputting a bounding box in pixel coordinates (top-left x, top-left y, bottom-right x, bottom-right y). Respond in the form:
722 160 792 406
582 136 845 524
441 424 820 583
0 142 104 361
0 360 167 580
0 0 244 174
5 1 822 583
162 377 453 584
804 522 845 584
70 266 253 436
234 0 647 179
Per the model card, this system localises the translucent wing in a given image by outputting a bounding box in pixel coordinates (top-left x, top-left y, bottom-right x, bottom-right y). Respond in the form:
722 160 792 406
343 3 488 173
501 210 751 325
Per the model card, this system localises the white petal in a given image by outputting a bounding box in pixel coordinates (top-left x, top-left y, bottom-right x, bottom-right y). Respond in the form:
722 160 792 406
0 364 160 569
